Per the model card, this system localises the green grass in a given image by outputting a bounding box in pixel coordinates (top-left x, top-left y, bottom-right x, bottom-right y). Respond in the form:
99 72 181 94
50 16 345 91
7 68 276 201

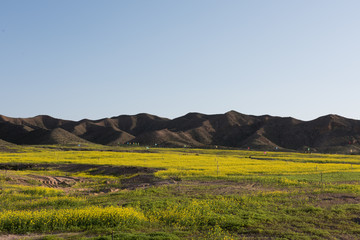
1 146 360 239
283 171 360 182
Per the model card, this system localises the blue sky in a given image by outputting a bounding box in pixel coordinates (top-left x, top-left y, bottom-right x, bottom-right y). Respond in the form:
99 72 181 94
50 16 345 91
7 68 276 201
1 1 360 121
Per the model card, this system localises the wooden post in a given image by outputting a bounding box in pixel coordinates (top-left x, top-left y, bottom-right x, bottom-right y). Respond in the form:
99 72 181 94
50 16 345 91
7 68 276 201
321 172 323 183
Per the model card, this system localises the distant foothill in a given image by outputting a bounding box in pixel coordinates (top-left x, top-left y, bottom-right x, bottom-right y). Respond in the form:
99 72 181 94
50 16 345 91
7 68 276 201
0 111 360 154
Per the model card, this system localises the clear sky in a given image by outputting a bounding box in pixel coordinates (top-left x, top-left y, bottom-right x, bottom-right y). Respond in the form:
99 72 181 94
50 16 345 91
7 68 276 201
1 0 360 121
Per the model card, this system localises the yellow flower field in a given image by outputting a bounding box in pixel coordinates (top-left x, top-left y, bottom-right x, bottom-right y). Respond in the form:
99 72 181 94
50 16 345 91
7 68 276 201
1 146 360 239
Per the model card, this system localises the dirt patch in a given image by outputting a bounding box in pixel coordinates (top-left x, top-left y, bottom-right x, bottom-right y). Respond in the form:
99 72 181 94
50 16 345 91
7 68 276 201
0 163 162 177
121 174 176 190
27 174 82 188
0 233 78 240
56 163 161 176
0 234 33 240
0 163 174 191
175 180 278 196
0 163 46 171
309 193 360 207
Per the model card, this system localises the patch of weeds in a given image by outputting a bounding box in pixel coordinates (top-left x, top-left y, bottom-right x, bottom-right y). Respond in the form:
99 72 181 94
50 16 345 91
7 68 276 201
40 236 66 240
87 232 181 240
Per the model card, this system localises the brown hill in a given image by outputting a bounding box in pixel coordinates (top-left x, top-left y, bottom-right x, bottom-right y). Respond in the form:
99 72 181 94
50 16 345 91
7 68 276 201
133 129 205 147
20 128 90 145
70 121 135 145
0 121 33 144
1 112 360 153
108 113 170 135
0 115 72 130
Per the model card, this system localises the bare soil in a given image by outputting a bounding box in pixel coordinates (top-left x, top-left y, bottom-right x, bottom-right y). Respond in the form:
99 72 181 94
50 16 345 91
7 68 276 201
0 163 161 175
309 192 360 207
0 233 78 240
0 163 174 191
173 180 280 196
27 174 82 188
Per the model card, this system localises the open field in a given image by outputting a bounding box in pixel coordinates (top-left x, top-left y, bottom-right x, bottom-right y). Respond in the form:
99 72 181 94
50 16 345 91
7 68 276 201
1 145 360 239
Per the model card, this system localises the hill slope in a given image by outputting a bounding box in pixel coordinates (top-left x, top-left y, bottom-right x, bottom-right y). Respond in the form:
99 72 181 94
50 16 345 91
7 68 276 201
1 112 360 153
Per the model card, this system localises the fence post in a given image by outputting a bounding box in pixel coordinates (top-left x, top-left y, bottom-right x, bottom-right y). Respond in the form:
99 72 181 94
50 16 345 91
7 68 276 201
320 172 323 183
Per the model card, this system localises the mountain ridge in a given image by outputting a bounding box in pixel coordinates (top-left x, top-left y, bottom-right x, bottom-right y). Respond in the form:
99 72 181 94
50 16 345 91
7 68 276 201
1 111 360 153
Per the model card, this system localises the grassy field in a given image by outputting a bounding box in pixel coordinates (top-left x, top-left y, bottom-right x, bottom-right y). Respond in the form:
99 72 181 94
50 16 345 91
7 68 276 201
1 145 360 239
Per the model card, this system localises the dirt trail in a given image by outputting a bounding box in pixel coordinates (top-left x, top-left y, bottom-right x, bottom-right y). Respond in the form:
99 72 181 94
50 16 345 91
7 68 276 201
0 233 78 240
27 174 81 187
0 163 174 191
